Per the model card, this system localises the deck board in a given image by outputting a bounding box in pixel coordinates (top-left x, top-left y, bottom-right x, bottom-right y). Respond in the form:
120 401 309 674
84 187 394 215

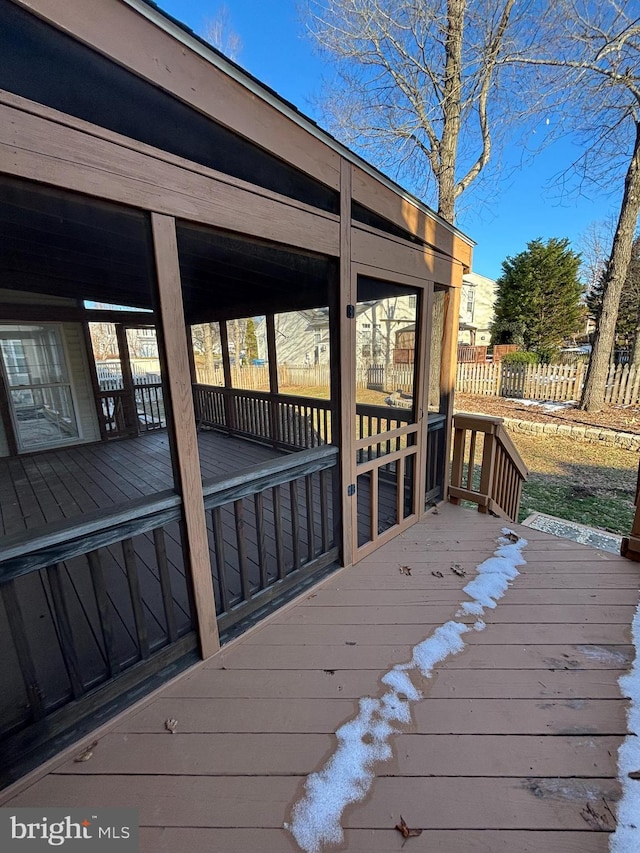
1 503 635 852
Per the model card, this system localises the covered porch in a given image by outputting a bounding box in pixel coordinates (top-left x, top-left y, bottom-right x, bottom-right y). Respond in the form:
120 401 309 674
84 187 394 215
1 503 634 851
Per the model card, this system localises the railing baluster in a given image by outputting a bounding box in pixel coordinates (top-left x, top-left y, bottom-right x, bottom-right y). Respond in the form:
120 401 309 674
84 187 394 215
306 474 316 561
320 469 330 552
273 485 286 580
290 480 301 570
254 492 268 589
46 563 85 698
153 528 178 643
234 500 251 602
211 507 230 614
87 551 119 678
1 580 46 721
467 431 477 490
122 538 150 659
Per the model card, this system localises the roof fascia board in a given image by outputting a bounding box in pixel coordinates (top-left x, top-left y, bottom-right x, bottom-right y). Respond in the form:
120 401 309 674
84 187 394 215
122 0 474 250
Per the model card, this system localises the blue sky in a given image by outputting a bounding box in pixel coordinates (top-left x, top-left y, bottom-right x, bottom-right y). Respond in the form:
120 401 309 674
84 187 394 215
152 0 622 281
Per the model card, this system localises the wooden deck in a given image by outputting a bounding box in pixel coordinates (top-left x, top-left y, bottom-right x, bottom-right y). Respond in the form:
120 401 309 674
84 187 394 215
0 429 284 537
1 503 637 852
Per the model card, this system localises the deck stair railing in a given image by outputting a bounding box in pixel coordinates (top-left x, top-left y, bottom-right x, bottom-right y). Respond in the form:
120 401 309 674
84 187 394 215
449 413 528 522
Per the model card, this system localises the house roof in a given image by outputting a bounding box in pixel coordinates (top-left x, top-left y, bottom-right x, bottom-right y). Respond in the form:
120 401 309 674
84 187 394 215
128 0 474 250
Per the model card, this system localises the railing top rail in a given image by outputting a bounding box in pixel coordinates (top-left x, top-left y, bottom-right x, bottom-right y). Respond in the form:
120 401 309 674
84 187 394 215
453 412 504 433
194 384 332 410
355 403 413 421
202 444 338 510
0 490 182 582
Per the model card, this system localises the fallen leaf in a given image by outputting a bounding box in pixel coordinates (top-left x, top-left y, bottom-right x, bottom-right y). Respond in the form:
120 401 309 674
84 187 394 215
165 718 178 734
488 509 500 518
395 815 423 842
399 565 412 576
345 641 357 646
431 506 439 514
74 740 98 763
431 570 443 578
504 532 519 543
628 770 640 780
450 563 466 577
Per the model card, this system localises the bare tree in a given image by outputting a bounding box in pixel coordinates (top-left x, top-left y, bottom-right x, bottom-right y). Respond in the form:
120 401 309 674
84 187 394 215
503 1 640 411
202 5 242 62
301 0 530 223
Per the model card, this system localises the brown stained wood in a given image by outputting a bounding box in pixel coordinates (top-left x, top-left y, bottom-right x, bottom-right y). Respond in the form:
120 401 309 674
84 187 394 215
352 226 457 285
121 538 150 660
350 162 473 269
2 500 635 844
53 730 619 779
233 500 250 603
0 104 340 258
339 160 356 567
7 773 619 830
1 580 46 721
2 4 342 191
278 603 637 626
87 551 119 678
152 528 178 643
239 619 632 646
137 828 610 853
151 213 219 659
46 563 84 699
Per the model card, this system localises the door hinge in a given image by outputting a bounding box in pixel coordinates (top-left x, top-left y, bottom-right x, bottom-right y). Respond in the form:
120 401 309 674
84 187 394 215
347 483 356 496
346 304 355 319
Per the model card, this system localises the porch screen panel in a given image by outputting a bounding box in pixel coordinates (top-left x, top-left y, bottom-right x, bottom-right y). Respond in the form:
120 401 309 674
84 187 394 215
354 279 420 552
0 324 79 451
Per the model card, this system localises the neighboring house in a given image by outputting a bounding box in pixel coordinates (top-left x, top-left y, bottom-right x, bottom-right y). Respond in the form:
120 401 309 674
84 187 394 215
0 0 473 785
458 272 498 346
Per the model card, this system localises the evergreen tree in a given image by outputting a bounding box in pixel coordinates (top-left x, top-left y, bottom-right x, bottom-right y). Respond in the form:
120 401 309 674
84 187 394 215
491 238 584 360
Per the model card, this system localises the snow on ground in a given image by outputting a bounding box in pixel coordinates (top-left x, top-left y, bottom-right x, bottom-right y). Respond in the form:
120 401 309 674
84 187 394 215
285 529 528 853
506 398 577 412
610 600 640 853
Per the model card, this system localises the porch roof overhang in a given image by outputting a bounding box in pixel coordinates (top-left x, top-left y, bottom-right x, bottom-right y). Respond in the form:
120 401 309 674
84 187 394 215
0 176 336 322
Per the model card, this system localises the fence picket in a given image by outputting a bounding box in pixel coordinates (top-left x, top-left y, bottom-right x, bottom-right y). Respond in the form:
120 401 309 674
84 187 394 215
455 359 640 405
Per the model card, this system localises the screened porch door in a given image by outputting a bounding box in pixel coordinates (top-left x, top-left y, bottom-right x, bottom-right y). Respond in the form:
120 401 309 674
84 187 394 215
352 275 424 560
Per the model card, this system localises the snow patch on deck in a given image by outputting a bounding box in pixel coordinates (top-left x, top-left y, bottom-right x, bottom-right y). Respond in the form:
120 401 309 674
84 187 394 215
286 529 528 853
610 599 640 853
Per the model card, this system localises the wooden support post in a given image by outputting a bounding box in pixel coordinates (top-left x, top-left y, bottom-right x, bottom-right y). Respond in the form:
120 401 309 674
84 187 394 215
115 323 139 435
266 314 280 446
219 320 235 434
440 284 462 498
415 283 433 517
338 159 356 567
151 212 219 659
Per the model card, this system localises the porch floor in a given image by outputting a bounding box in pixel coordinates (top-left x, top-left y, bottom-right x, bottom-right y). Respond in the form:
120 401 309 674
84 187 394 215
0 429 284 537
2 503 637 852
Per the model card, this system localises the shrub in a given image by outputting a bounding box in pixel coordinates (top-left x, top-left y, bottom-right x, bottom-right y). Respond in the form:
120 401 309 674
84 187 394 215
501 351 540 365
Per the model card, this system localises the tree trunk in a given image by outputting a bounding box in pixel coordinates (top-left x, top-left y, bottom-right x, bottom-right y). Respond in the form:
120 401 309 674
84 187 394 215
631 321 640 370
581 123 640 411
438 0 465 224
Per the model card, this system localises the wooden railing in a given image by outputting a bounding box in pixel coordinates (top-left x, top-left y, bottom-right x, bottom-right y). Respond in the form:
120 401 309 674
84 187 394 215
449 413 528 522
202 445 339 636
621 457 640 560
194 384 332 450
0 494 197 786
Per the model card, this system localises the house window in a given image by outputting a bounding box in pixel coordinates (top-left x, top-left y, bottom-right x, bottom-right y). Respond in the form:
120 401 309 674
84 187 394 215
466 290 475 314
0 324 79 451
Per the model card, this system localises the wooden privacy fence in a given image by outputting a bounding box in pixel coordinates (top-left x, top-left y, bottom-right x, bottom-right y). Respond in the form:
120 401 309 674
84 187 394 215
449 413 529 522
196 364 416 393
457 361 640 405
